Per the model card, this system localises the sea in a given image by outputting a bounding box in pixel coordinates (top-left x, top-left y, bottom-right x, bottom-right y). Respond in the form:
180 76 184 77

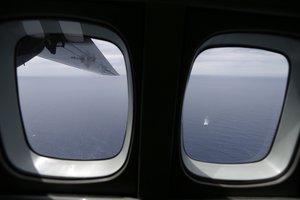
182 75 287 164
18 76 128 160
18 75 287 163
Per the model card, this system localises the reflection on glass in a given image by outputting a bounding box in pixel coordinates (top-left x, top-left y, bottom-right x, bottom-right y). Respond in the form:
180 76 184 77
16 35 128 160
182 47 288 164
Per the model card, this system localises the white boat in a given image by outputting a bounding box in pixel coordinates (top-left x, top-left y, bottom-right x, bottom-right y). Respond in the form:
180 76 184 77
204 117 209 126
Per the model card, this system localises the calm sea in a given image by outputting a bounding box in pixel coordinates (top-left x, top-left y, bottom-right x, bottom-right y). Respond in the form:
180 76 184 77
182 75 287 164
18 76 128 160
18 75 287 163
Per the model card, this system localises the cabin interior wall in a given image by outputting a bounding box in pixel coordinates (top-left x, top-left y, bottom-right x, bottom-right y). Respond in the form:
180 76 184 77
0 1 300 199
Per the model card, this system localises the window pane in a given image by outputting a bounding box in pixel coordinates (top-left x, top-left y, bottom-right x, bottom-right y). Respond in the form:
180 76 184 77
16 36 128 160
182 47 288 164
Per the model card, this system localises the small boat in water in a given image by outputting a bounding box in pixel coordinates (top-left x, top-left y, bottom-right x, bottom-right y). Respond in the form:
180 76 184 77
204 117 209 126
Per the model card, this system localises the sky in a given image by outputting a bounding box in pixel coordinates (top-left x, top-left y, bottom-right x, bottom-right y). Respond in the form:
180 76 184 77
18 42 288 78
192 47 289 77
17 38 127 77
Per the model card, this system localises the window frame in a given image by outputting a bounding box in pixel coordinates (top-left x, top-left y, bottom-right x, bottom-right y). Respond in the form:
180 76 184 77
181 33 300 182
0 20 133 180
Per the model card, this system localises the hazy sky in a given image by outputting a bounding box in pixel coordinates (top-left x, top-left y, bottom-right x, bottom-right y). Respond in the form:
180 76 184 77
18 38 126 77
192 47 289 77
18 44 288 78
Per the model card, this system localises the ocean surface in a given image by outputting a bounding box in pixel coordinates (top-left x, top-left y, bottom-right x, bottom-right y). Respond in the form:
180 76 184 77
18 75 287 163
182 75 287 164
18 76 128 160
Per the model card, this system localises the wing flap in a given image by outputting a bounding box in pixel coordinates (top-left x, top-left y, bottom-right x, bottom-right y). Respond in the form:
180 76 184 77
38 38 119 76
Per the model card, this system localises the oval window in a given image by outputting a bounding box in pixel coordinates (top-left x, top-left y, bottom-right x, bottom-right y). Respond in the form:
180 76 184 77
182 47 289 164
17 35 128 160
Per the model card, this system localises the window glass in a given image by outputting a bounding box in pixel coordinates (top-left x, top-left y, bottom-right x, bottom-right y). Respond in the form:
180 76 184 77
182 47 288 164
16 35 128 160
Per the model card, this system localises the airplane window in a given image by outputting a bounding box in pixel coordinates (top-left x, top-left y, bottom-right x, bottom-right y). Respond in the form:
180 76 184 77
182 47 288 164
16 35 128 160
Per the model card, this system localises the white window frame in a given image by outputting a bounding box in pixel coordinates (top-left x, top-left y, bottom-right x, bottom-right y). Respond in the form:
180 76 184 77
0 20 133 179
181 33 300 182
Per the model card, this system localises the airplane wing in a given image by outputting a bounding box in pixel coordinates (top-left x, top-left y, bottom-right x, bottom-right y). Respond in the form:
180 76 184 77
38 38 119 76
16 36 119 76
